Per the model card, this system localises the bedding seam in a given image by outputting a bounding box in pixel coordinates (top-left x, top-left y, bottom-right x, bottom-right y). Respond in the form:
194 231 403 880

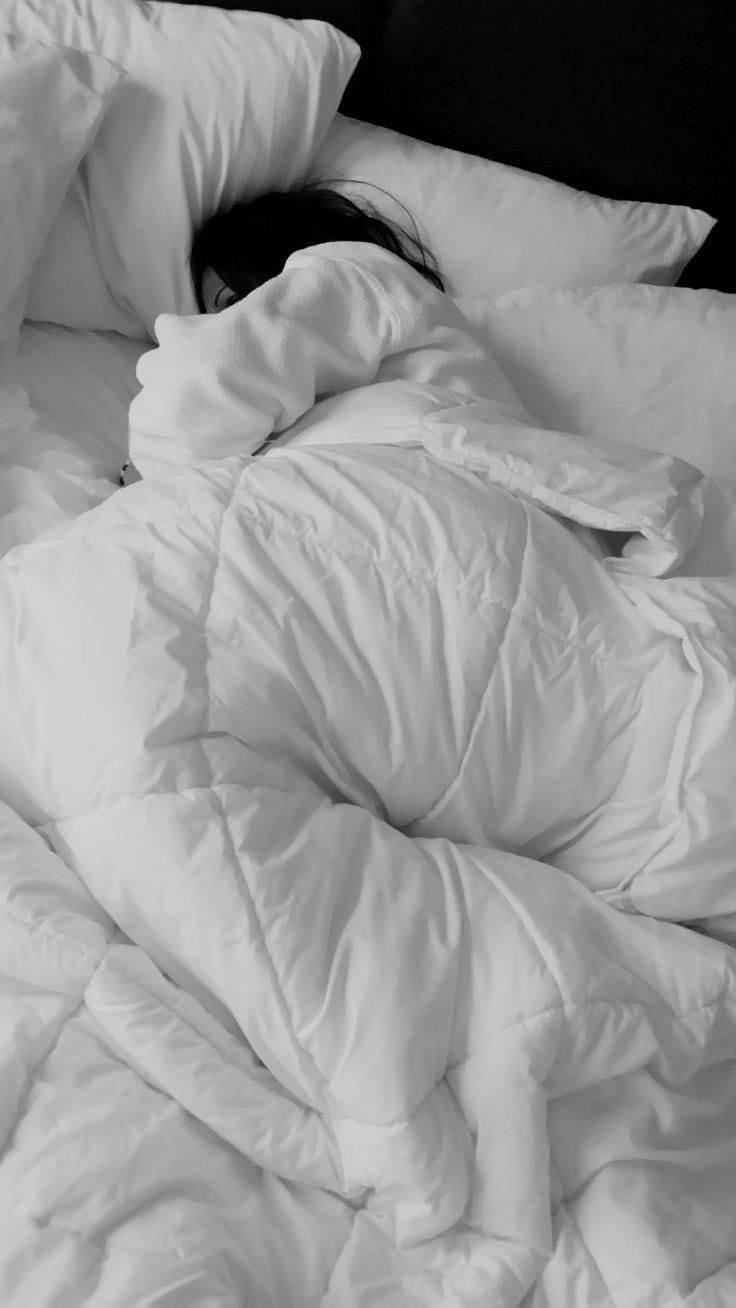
446 992 732 1069
1 1211 221 1278
226 489 651 669
1 993 87 1165
36 779 325 830
198 478 337 1126
414 512 527 826
0 898 108 972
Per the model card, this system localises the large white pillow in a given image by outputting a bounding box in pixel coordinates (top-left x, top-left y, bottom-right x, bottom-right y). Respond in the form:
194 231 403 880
10 0 360 338
0 35 122 553
460 285 736 490
311 115 715 303
0 33 120 349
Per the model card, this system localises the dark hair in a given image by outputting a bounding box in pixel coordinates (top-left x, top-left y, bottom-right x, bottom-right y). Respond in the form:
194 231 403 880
189 182 444 312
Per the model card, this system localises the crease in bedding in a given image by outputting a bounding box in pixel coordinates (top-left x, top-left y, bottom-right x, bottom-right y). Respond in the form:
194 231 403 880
4 241 736 1306
0 324 145 556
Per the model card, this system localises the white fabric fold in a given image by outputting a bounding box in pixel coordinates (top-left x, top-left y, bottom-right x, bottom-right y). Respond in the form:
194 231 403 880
5 242 736 1303
128 241 524 474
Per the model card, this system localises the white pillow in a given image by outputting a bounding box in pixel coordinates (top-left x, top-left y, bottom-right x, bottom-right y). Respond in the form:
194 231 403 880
311 115 715 303
0 35 122 554
10 0 360 338
460 285 736 490
0 33 120 348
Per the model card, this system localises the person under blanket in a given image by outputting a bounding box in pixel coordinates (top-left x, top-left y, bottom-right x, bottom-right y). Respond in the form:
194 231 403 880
189 182 446 312
6 183 736 976
122 183 624 559
8 199 736 1308
114 184 736 938
120 183 444 485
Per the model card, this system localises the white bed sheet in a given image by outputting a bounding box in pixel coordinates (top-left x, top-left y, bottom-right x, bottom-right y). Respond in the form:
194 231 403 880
18 321 145 474
0 324 146 554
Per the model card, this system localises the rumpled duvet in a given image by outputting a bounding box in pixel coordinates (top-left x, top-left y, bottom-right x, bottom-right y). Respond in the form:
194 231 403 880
3 242 736 1305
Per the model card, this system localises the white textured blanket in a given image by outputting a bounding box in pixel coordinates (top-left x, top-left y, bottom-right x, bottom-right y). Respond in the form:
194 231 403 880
3 244 736 1305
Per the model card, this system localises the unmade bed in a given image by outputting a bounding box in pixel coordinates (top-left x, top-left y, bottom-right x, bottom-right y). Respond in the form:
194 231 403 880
2 3 736 1305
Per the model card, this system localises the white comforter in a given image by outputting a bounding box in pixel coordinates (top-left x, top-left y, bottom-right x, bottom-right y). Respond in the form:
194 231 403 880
3 244 736 1305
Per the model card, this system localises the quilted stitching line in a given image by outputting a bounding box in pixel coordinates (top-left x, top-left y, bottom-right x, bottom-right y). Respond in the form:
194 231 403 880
413 511 527 828
0 897 108 973
198 478 339 1124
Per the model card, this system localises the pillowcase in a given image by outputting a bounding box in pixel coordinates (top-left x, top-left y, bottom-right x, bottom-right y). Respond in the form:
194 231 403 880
10 0 360 338
0 35 122 554
459 285 736 490
0 33 120 349
310 115 715 303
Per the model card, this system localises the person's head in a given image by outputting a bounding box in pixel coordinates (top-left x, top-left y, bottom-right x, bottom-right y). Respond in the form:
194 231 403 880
190 182 444 313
